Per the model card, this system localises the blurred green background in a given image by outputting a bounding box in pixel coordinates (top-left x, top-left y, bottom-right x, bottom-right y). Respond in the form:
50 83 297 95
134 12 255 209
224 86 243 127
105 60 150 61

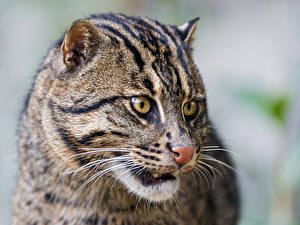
0 0 299 224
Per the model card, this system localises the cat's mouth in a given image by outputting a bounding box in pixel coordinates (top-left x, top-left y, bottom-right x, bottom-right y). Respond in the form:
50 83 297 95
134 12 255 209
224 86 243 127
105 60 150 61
115 163 180 202
137 170 176 186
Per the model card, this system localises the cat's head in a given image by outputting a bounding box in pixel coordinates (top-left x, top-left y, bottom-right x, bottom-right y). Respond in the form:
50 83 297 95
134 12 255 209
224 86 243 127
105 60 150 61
43 14 211 202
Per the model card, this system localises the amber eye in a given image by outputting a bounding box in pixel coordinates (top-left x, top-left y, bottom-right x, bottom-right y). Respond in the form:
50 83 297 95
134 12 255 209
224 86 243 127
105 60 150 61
131 96 151 114
183 100 198 119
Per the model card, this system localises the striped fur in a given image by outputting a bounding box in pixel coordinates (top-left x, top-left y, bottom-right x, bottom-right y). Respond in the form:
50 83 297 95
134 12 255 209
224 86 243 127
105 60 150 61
13 13 239 225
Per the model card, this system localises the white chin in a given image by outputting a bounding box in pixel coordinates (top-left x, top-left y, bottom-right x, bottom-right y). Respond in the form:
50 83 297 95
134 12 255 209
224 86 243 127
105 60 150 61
113 165 180 202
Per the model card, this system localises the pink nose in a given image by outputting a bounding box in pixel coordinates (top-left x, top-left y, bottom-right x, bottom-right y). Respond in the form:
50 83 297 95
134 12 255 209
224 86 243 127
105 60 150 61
171 146 195 165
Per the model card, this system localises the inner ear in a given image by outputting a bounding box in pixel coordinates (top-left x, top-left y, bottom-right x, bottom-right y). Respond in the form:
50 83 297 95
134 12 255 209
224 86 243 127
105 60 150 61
61 20 101 70
177 17 200 44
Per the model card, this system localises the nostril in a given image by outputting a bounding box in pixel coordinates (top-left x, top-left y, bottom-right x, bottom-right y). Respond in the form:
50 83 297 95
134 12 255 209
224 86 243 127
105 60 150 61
166 142 180 157
173 151 180 157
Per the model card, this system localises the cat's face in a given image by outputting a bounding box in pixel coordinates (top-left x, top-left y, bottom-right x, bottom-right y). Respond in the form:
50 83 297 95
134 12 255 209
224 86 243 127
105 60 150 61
44 15 210 202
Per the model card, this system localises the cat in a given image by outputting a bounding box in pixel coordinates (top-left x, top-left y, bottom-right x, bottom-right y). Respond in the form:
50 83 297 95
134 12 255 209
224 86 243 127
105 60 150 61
12 13 239 225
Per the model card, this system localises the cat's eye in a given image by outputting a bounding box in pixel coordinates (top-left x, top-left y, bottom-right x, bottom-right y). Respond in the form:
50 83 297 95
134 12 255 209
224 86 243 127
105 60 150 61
131 96 151 114
183 100 199 120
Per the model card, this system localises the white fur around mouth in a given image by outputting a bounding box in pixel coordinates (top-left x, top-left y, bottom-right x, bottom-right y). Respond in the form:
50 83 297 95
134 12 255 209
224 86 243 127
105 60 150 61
113 163 180 202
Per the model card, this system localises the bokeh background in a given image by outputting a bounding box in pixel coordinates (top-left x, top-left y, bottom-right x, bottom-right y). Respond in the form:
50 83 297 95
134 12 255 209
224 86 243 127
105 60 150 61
0 0 299 224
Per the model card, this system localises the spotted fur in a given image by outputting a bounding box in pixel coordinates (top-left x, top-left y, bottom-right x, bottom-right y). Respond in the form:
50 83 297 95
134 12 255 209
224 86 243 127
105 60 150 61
13 13 239 225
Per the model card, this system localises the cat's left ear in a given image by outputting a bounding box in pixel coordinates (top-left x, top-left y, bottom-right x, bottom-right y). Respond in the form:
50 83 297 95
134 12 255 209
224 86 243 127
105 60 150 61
177 17 200 44
61 20 102 70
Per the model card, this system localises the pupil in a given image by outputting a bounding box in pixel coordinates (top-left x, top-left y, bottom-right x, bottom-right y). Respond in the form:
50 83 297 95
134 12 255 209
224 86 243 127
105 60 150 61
140 100 145 109
187 103 191 111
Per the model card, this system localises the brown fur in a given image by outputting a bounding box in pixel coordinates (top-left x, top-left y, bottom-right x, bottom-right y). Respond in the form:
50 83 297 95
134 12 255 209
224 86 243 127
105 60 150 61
13 13 239 225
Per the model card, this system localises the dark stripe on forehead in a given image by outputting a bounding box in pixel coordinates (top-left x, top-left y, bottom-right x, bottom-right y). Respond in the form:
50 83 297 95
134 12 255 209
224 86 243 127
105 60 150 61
95 14 186 94
169 63 182 95
105 33 120 46
124 16 173 60
97 14 162 59
94 15 160 66
93 14 189 81
143 78 155 95
163 49 184 93
133 29 157 57
95 14 139 40
153 21 190 76
119 15 181 68
92 15 187 95
96 24 145 72
151 57 183 96
124 16 169 44
125 16 185 93
117 16 165 62
129 24 178 92
151 60 170 92
56 96 124 114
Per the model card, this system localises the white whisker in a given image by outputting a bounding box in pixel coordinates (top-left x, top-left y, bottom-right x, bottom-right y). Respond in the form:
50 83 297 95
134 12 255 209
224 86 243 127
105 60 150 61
78 147 131 152
64 147 131 161
202 145 220 149
201 148 243 160
72 163 128 198
63 156 131 175
194 164 210 188
201 154 246 177
198 163 214 187
198 160 223 178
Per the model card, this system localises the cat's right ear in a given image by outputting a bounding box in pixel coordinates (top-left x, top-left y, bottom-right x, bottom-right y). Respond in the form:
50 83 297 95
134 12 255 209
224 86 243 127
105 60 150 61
61 20 101 70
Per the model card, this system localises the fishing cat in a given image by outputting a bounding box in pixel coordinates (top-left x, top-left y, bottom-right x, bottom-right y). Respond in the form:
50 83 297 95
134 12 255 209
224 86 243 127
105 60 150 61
13 13 239 225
